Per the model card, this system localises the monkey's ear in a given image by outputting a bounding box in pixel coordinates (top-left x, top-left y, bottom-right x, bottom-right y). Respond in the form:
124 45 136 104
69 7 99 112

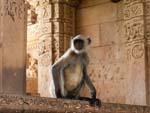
87 38 91 45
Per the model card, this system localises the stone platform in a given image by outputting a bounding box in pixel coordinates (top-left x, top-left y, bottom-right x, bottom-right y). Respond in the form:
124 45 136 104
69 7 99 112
0 94 150 113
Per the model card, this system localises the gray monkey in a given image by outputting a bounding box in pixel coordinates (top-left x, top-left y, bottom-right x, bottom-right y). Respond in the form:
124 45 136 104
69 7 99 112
51 35 101 107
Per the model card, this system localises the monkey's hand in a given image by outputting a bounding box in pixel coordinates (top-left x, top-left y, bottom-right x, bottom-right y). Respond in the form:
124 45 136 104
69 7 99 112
90 98 101 108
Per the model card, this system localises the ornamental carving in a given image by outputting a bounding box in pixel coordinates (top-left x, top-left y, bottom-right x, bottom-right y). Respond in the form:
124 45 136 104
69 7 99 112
3 0 24 21
123 0 144 5
124 18 144 41
26 54 38 78
124 3 143 20
52 37 60 62
39 53 51 66
38 38 51 56
132 44 144 59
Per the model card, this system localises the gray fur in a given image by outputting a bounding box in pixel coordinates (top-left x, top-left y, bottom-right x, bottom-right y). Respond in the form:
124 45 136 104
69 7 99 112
51 35 96 100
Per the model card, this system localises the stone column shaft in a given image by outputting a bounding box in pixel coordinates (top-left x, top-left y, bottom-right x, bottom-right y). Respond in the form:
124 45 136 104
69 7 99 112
0 0 27 95
37 0 79 96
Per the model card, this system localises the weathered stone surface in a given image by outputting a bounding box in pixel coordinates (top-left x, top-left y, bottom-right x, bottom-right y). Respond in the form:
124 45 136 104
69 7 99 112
27 0 77 96
26 0 150 106
0 94 150 113
0 0 26 95
100 21 125 45
79 0 110 8
123 0 146 105
76 2 120 27
76 0 147 105
76 25 100 47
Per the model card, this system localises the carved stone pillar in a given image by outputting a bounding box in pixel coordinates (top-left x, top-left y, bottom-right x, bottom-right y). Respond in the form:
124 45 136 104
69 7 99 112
51 0 78 63
37 0 79 97
36 1 53 97
0 0 27 95
123 0 146 105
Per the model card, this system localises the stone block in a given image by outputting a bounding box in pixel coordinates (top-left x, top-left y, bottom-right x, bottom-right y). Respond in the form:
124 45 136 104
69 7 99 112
76 2 118 27
76 25 100 47
79 0 118 8
100 21 125 45
85 45 128 104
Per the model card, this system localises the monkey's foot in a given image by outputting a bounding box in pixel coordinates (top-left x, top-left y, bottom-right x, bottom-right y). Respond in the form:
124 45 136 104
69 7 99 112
89 98 101 108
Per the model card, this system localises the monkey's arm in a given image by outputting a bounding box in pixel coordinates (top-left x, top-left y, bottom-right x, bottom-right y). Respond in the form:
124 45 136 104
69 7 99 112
83 66 101 107
52 63 62 98
83 67 96 99
60 67 67 97
52 53 69 98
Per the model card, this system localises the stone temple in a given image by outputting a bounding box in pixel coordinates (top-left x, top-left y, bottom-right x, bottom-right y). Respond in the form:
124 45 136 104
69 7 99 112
0 0 150 113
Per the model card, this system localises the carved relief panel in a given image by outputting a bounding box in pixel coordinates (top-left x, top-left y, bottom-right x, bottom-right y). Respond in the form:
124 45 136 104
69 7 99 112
123 0 146 105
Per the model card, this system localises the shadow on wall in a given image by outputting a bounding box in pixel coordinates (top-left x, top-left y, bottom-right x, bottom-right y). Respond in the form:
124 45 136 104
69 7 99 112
2 67 26 94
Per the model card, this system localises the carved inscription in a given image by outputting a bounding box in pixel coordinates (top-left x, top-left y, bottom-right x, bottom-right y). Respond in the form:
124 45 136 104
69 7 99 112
38 39 51 56
124 0 144 5
3 0 24 21
39 53 51 66
146 20 150 39
124 3 143 20
145 2 150 16
38 24 52 37
26 54 38 78
53 3 63 18
52 37 60 62
36 4 52 21
124 18 144 41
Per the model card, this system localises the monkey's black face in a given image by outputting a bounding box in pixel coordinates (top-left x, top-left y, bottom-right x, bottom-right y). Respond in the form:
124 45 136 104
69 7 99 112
74 39 84 51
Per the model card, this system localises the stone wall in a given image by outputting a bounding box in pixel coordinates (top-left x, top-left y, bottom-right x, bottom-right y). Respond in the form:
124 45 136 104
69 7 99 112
0 0 26 95
0 94 150 113
145 0 150 105
26 0 150 106
76 0 147 105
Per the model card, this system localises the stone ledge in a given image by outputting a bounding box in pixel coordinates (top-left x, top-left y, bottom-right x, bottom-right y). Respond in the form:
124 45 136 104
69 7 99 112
0 94 150 113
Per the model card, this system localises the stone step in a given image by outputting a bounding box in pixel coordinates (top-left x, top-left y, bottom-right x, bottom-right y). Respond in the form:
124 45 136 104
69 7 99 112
0 94 150 113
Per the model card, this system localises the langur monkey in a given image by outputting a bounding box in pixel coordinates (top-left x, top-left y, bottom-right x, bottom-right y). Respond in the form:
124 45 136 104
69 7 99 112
51 35 101 107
